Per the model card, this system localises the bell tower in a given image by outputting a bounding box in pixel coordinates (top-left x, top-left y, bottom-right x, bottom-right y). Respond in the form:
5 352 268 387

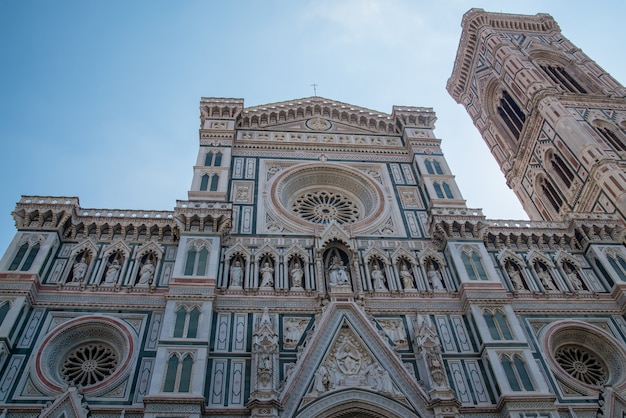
447 9 626 222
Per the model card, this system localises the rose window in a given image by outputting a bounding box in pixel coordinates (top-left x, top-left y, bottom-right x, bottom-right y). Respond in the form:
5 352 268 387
292 191 360 224
555 345 607 386
62 343 119 387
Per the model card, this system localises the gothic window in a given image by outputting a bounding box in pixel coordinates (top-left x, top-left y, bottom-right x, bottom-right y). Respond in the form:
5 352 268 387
433 182 444 199
462 251 488 280
163 353 194 393
484 309 513 340
210 174 219 191
184 245 209 276
443 182 453 198
204 151 214 166
596 125 626 152
425 159 434 174
497 90 526 140
0 302 10 325
540 65 587 93
173 306 200 338
607 253 626 282
200 174 209 191
555 345 607 385
433 160 443 174
501 354 534 391
214 151 222 166
548 152 574 188
540 176 563 213
9 241 40 271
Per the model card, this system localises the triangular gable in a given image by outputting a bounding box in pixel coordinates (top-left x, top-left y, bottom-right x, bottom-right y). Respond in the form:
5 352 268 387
279 302 429 417
38 387 90 418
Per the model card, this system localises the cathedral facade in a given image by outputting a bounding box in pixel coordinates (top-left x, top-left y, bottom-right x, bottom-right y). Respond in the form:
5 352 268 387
0 9 625 418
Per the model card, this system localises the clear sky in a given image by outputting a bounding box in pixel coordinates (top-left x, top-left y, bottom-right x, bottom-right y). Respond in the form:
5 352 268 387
0 0 624 255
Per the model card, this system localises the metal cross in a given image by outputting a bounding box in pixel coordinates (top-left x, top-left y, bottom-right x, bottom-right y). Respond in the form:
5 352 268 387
311 83 318 96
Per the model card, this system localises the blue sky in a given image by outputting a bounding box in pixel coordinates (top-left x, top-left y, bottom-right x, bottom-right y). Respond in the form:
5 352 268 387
0 0 624 255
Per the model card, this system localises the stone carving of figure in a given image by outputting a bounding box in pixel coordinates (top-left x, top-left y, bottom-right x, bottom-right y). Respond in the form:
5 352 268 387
370 263 387 291
259 262 274 288
290 261 304 289
72 258 89 282
399 263 415 290
230 260 243 287
506 263 525 291
138 259 155 285
311 362 331 395
104 259 121 285
427 262 445 290
564 263 584 291
537 265 556 291
328 256 349 285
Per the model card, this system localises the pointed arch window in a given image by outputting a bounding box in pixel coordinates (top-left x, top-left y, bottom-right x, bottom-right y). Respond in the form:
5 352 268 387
184 244 209 276
540 65 587 94
204 151 214 166
425 160 434 174
9 241 40 271
607 253 626 282
173 306 201 338
484 309 513 340
433 160 443 174
501 354 534 391
214 151 222 167
210 174 219 191
462 251 489 280
163 353 194 393
549 153 574 188
443 182 453 199
540 177 563 212
597 126 626 152
200 174 209 191
497 90 526 140
433 182 444 199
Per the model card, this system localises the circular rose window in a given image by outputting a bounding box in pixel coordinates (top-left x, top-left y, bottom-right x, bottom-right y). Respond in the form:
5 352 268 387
555 345 607 386
33 316 134 395
269 164 385 231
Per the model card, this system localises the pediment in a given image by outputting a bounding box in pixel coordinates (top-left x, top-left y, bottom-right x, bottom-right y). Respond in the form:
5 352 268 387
279 302 429 417
237 96 398 135
38 387 89 418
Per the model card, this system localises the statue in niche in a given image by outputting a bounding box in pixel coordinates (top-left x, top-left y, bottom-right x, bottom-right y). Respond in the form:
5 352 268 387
536 262 556 291
137 254 155 286
370 261 387 291
427 261 445 290
506 261 525 291
259 261 275 288
328 255 350 285
290 259 304 289
71 255 89 283
563 261 585 291
229 259 244 288
103 257 122 285
399 262 415 290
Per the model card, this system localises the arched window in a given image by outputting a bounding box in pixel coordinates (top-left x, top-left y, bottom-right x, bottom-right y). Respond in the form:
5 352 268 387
462 251 488 280
184 244 209 276
433 182 444 199
163 353 194 393
443 182 453 199
497 90 526 140
0 302 10 325
540 65 587 93
483 309 513 340
596 125 626 152
173 306 200 338
200 174 209 191
210 174 219 191
433 160 443 175
540 177 563 212
607 253 626 282
549 152 574 188
501 354 534 391
214 151 223 166
9 241 40 272
204 151 214 166
425 160 434 174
